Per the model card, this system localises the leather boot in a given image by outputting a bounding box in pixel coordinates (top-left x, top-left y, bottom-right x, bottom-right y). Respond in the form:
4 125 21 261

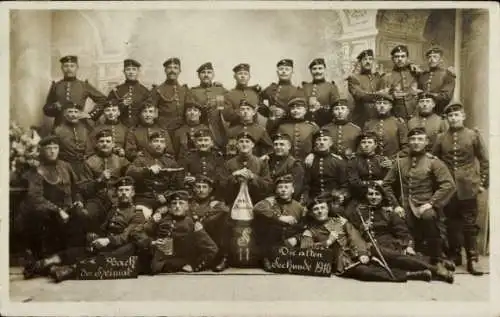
442 259 456 272
212 256 229 272
51 265 76 283
452 254 463 266
262 258 272 272
434 262 454 284
406 269 432 282
22 250 48 279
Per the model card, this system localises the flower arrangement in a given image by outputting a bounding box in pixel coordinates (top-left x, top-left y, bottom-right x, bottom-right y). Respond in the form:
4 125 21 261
10 121 41 187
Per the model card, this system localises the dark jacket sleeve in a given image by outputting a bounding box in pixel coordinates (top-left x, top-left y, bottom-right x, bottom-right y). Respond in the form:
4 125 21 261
389 211 414 249
108 211 146 247
474 129 489 189
347 75 374 103
124 129 140 162
345 221 369 257
26 171 60 213
42 81 60 117
382 163 402 208
433 71 455 106
191 228 219 270
85 81 108 121
429 158 456 209
249 160 273 195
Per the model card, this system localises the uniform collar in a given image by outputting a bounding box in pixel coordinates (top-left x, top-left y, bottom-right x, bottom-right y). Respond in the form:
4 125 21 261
377 113 391 120
105 119 120 125
200 82 213 88
63 76 77 81
393 64 411 72
314 150 330 157
278 79 291 85
165 79 179 85
125 79 138 85
449 126 465 132
360 68 373 75
312 78 326 84
417 111 433 118
334 119 349 125
117 201 133 208
237 153 254 163
235 83 248 90
276 196 293 204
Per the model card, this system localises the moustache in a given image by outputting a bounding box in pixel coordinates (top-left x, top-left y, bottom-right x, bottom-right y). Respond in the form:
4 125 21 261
168 72 176 75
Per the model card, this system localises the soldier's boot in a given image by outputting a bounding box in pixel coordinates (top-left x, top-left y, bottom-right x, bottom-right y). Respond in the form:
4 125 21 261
406 269 432 282
262 258 273 272
22 250 57 279
434 262 454 284
441 259 456 272
465 249 483 276
50 264 76 283
212 256 229 272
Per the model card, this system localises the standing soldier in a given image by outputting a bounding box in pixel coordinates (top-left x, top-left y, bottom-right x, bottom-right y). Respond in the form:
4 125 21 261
433 102 488 275
381 45 420 121
322 99 362 159
150 57 191 132
53 101 94 178
276 97 319 161
416 46 456 115
172 101 210 160
90 99 128 156
43 55 107 128
383 127 456 275
189 62 228 149
408 92 448 150
302 58 341 127
347 49 386 128
222 63 267 127
107 59 150 128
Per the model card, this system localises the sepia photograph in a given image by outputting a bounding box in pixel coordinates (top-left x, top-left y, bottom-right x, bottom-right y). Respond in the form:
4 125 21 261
1 1 498 316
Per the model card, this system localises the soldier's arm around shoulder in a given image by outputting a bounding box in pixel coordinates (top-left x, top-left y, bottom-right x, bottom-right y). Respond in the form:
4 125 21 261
429 155 456 209
43 81 60 117
473 128 489 189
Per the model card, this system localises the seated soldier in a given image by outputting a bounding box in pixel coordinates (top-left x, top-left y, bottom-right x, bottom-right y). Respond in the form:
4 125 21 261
124 101 175 162
296 195 440 283
189 175 231 272
253 174 307 271
172 101 210 160
345 183 454 283
221 131 273 205
23 177 145 283
17 135 86 261
79 129 130 232
89 99 128 157
53 101 94 178
261 133 305 201
126 131 185 219
131 190 218 274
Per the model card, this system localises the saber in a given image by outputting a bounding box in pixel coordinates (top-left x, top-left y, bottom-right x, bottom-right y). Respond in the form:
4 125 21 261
396 153 406 211
356 208 396 280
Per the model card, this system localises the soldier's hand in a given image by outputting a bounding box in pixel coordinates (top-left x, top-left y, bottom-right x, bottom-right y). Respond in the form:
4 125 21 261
73 200 84 209
58 209 70 223
54 101 63 110
149 164 162 175
285 237 298 247
359 255 370 264
329 231 339 241
409 63 423 73
259 154 270 161
374 180 384 186
92 238 110 249
79 112 91 119
156 194 167 204
304 153 315 167
182 264 193 272
123 97 133 106
404 246 416 256
114 147 126 157
152 212 162 223
100 169 112 181
308 97 321 111
479 186 486 193
380 158 393 168
194 221 204 232
279 215 297 225
394 206 406 218
152 238 165 246
418 203 433 214
184 175 196 183
215 95 225 110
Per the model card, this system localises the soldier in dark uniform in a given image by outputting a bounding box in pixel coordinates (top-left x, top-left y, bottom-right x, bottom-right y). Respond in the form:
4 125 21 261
380 45 420 120
124 102 175 162
150 58 192 132
302 58 341 127
433 102 488 275
347 49 386 128
172 101 210 160
53 101 94 179
190 62 228 149
383 127 456 274
226 100 273 157
364 93 408 158
415 46 456 115
23 176 146 282
107 59 151 128
79 129 130 232
303 129 348 204
276 97 319 161
220 131 273 205
18 135 85 261
253 174 307 270
408 92 448 150
322 99 362 159
261 133 305 201
89 99 129 156
222 63 267 127
126 131 185 215
131 190 218 274
189 175 232 272
43 55 107 128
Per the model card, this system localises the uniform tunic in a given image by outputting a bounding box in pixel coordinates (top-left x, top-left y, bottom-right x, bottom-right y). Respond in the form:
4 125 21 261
277 119 319 161
124 123 175 162
346 153 390 199
323 120 362 158
107 80 150 128
381 65 420 120
267 154 305 200
408 113 448 150
150 80 191 131
90 120 129 151
417 66 456 114
304 151 348 201
43 78 107 127
347 71 386 127
302 79 341 127
222 85 262 125
226 122 273 157
364 115 408 158
172 123 209 160
178 150 226 185
260 81 302 114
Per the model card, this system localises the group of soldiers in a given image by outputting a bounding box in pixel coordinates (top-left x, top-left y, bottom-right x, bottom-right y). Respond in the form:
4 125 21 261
17 44 489 284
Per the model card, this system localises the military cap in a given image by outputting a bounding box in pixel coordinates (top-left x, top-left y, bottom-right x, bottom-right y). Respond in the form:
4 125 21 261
194 174 215 186
61 101 81 111
443 101 464 115
357 49 374 61
103 99 120 108
307 192 333 210
358 130 379 142
233 63 250 73
239 99 258 109
236 131 256 143
390 45 409 56
374 92 394 103
197 62 214 73
407 127 427 138
312 129 332 142
332 98 349 108
425 45 444 57
114 176 135 188
39 135 60 147
275 174 294 185
59 55 78 64
139 99 156 110
95 128 114 140
272 132 292 142
166 190 191 203
184 100 204 111
149 130 167 140
193 128 213 139
417 92 436 101
309 58 326 69
163 57 181 67
288 97 307 108
277 59 294 68
124 59 141 68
